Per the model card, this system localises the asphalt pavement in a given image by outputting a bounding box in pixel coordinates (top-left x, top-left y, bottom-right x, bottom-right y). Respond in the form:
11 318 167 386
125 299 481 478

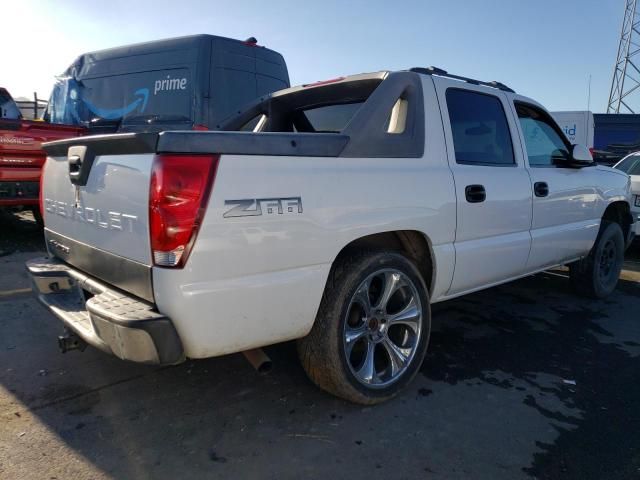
1 209 639 479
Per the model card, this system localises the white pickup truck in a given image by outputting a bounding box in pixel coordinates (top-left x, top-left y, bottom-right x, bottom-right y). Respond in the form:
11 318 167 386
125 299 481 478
28 68 635 404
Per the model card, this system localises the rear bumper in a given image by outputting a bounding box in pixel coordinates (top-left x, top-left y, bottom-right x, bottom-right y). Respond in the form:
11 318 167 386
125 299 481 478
26 256 184 365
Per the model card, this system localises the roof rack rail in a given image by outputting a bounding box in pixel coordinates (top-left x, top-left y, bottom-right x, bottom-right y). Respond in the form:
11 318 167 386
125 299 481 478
410 66 515 93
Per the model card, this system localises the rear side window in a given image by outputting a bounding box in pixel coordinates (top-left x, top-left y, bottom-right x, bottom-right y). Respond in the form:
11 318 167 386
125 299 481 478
446 89 515 166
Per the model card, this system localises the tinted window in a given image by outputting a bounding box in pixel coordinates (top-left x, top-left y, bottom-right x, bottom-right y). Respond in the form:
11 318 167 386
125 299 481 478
0 91 21 120
516 103 571 166
615 154 640 175
46 68 192 128
302 102 364 132
446 89 515 165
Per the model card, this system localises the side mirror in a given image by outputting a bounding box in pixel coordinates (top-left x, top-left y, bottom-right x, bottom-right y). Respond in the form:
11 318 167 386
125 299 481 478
556 144 594 168
570 144 594 167
572 144 593 163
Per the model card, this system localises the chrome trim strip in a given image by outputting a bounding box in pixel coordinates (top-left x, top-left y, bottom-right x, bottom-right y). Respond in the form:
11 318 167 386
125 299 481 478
44 229 154 302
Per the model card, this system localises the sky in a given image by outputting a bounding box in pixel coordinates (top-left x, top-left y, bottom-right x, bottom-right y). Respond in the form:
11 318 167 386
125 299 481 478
3 0 625 113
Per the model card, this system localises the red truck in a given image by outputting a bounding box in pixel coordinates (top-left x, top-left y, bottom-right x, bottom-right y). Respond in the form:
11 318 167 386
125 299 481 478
0 88 84 222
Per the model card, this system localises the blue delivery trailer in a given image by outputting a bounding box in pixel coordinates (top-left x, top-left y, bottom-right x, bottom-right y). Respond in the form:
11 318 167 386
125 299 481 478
593 114 640 165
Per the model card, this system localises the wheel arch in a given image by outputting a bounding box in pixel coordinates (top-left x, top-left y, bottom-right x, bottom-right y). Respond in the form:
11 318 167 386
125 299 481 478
602 200 633 239
329 230 436 296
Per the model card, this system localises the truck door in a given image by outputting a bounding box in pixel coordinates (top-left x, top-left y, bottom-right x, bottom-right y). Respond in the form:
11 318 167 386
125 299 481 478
433 78 533 295
511 100 599 269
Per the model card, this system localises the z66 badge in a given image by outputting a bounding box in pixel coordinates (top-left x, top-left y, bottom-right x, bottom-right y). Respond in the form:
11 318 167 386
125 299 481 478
223 197 303 218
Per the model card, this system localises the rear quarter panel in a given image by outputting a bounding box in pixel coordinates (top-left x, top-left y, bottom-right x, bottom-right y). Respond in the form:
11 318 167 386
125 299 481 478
154 155 456 358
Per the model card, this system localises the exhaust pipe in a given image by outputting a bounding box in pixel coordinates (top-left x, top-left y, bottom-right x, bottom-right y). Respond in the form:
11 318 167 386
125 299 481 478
58 329 87 353
242 348 272 374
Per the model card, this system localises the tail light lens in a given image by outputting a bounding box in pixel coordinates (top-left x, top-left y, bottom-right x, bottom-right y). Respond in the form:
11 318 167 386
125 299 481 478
149 154 219 267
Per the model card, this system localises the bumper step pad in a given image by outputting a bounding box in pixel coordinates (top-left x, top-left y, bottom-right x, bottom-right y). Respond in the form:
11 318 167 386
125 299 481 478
26 256 184 365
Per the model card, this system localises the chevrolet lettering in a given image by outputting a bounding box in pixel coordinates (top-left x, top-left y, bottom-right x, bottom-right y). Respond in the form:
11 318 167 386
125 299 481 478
44 198 138 232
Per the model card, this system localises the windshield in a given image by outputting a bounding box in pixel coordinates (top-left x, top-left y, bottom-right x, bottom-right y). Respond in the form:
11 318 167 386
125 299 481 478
0 90 22 120
44 68 193 130
614 154 640 175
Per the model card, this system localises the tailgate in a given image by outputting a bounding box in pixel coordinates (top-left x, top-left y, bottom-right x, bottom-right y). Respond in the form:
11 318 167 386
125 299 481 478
41 133 157 301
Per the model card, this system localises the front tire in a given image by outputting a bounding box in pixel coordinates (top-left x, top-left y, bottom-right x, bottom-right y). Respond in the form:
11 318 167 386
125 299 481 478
569 220 625 299
297 251 431 405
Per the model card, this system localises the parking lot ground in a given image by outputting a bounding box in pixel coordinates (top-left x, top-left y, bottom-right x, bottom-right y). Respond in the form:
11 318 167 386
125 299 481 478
1 210 639 480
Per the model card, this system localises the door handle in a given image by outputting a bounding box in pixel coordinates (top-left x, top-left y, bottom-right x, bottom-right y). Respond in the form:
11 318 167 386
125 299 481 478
465 184 486 203
534 182 549 197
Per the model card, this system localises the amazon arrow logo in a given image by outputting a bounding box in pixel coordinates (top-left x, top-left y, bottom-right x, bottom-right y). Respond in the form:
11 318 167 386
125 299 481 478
82 88 149 120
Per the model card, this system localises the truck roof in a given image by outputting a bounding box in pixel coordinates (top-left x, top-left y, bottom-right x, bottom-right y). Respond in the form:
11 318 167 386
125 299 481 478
70 34 281 60
62 34 287 80
409 66 515 93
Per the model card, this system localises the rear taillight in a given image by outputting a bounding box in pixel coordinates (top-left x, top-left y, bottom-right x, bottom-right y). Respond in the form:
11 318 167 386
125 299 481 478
149 154 219 267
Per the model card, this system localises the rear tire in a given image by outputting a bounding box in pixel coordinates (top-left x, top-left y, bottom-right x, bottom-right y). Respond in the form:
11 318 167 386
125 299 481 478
297 251 431 405
569 220 624 299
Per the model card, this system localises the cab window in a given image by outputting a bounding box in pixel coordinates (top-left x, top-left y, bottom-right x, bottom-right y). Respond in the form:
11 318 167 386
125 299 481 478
446 89 515 166
516 103 571 167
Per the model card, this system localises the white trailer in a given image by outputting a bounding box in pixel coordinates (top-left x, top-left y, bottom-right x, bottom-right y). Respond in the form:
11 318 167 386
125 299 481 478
551 110 594 149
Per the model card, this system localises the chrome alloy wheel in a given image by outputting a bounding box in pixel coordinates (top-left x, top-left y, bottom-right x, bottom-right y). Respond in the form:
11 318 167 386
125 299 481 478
343 269 423 388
